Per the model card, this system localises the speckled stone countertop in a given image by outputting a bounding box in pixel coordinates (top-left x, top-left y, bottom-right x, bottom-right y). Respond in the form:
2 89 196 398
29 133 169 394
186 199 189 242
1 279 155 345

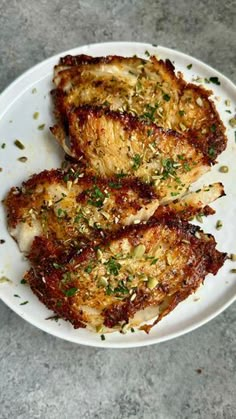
0 1 236 418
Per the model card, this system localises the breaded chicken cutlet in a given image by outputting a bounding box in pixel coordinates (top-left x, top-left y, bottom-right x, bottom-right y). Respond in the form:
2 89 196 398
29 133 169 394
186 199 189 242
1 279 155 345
24 217 227 332
51 54 227 163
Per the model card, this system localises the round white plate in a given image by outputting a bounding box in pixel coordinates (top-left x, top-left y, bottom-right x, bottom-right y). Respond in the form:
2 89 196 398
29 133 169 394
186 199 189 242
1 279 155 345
0 42 236 348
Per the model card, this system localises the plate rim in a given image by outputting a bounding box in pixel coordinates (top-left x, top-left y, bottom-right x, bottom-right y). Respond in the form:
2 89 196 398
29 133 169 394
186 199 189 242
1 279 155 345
0 41 236 348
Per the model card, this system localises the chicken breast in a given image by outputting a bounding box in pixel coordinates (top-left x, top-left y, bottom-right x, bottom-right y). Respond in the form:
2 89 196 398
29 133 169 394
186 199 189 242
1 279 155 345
60 106 210 202
4 167 159 254
51 54 227 162
25 217 226 333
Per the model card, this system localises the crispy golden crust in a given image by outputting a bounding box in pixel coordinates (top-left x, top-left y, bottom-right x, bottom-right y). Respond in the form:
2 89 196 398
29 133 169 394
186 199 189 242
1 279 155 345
51 54 227 162
25 218 226 332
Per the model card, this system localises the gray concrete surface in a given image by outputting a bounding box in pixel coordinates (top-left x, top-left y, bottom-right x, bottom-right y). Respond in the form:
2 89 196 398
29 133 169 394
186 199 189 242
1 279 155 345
0 1 236 418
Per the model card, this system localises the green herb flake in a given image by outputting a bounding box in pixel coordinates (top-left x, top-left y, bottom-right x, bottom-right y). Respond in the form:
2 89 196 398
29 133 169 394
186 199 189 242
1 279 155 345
14 139 25 150
1 143 6 149
14 294 20 298
0 276 11 283
114 280 129 295
53 262 63 269
18 156 28 163
20 279 27 284
84 263 93 274
145 50 150 57
171 192 179 197
234 132 236 143
105 258 121 276
163 94 171 102
179 110 185 116
229 118 236 128
38 124 45 130
187 64 192 69
132 154 142 171
63 287 78 297
150 258 158 265
161 158 177 179
20 301 29 305
208 147 216 158
86 185 107 208
115 171 127 179
33 112 39 120
57 208 67 218
101 334 106 341
31 88 37 94
210 124 216 133
209 77 220 85
216 220 223 230
108 181 122 189
130 327 135 333
183 162 191 172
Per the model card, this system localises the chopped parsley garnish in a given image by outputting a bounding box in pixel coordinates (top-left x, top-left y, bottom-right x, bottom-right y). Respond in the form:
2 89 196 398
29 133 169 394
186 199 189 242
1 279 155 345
115 171 127 179
14 139 25 150
147 129 153 137
208 147 216 157
161 158 177 179
53 262 63 269
86 185 107 207
210 124 216 132
18 157 28 163
171 192 179 197
142 103 159 121
1 143 6 149
57 208 67 218
131 327 135 333
63 287 78 297
101 334 106 341
14 294 20 298
38 124 45 130
150 258 158 265
63 168 81 182
108 181 122 189
145 50 150 57
183 162 191 172
84 263 93 274
187 64 192 69
179 110 185 116
114 280 129 295
33 112 39 120
209 77 220 85
234 132 236 143
105 258 121 276
163 94 171 102
20 301 29 305
20 278 27 284
132 154 142 170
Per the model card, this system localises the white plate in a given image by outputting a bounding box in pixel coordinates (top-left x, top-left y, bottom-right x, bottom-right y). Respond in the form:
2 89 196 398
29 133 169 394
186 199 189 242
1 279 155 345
0 42 236 348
